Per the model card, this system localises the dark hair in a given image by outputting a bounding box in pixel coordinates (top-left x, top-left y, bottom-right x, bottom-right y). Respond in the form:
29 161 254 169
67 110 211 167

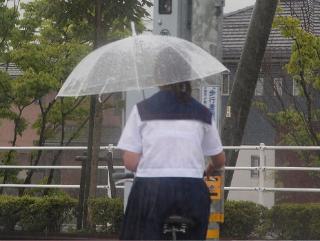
160 82 192 102
155 47 192 102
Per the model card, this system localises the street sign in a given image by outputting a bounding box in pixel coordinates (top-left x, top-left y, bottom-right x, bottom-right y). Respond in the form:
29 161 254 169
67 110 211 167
201 85 220 124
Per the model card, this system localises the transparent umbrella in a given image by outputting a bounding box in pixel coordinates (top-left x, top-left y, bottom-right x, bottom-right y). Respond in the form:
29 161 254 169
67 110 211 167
56 34 228 98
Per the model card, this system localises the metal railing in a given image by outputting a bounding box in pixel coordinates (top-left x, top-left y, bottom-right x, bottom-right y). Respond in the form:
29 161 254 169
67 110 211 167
0 143 320 206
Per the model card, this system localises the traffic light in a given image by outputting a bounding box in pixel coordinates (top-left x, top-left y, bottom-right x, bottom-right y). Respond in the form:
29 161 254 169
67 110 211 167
153 0 192 40
159 0 172 14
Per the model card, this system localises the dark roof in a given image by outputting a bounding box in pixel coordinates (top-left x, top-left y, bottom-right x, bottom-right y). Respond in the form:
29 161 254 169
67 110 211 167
0 63 22 77
223 0 320 61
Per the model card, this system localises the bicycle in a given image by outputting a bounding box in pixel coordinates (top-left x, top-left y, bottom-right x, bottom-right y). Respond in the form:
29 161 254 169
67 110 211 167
112 172 195 240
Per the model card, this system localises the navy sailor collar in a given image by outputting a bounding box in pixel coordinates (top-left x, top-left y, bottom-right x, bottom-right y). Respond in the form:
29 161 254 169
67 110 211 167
136 90 212 125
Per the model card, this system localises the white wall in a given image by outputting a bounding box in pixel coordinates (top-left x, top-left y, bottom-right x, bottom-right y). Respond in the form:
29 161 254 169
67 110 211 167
227 149 275 208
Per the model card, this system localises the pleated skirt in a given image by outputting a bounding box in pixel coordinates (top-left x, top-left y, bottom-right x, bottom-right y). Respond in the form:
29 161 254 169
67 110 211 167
119 177 210 240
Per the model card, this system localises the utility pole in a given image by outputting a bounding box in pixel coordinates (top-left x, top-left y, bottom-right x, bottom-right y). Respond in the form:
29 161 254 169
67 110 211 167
221 0 278 199
192 0 224 128
192 1 225 240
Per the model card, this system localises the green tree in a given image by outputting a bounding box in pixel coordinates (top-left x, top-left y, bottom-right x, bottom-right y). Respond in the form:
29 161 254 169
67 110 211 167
0 0 151 228
0 1 28 193
221 0 278 199
8 15 91 195
257 14 320 163
253 3 320 203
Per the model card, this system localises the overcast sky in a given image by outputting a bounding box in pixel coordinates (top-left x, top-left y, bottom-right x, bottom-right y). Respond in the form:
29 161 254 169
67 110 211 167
224 0 256 13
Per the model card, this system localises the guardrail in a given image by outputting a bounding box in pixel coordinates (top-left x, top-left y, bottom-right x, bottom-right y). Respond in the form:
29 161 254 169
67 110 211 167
0 143 320 206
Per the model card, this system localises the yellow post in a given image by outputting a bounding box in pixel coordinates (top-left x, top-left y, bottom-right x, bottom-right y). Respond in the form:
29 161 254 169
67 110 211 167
205 174 224 240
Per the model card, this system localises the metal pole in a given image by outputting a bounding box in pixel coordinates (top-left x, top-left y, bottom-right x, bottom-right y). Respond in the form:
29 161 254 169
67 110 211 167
106 150 117 198
258 143 265 205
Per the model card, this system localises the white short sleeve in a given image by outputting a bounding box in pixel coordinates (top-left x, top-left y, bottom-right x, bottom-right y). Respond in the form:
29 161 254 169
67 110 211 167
202 118 223 156
117 105 142 153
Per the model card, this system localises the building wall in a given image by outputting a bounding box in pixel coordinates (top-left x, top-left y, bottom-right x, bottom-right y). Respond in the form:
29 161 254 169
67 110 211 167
0 103 39 146
227 149 275 208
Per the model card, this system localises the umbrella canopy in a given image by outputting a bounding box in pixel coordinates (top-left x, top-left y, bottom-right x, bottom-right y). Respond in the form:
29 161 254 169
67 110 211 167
57 34 228 97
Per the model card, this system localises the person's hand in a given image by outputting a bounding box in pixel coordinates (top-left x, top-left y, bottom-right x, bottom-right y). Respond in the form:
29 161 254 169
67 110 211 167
205 163 216 180
205 152 225 179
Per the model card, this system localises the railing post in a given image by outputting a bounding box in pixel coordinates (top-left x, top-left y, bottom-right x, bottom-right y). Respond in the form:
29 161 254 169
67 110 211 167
258 143 265 205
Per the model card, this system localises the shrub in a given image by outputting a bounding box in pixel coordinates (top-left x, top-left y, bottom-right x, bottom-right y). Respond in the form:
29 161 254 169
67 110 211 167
89 197 123 234
270 203 320 239
0 195 35 231
220 200 268 239
19 195 77 232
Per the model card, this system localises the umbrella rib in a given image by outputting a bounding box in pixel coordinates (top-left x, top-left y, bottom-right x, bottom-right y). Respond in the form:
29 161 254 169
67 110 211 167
98 78 112 102
131 37 141 90
75 76 87 97
74 50 101 97
165 40 207 82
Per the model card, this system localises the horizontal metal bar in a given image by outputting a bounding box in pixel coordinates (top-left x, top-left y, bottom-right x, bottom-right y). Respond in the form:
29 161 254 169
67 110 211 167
0 184 258 191
224 146 320 151
265 166 320 171
0 165 81 169
223 146 260 150
0 146 117 151
225 167 258 170
264 187 320 192
0 184 81 188
1 184 319 193
0 165 125 170
1 145 319 151
225 187 320 192
0 184 118 189
2 165 320 172
264 146 320 151
224 187 258 191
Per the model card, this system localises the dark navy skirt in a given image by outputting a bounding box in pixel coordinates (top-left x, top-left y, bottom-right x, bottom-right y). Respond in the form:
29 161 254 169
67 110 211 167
119 177 210 240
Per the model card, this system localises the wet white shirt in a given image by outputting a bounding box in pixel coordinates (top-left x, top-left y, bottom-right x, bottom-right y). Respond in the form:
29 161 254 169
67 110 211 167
117 105 223 178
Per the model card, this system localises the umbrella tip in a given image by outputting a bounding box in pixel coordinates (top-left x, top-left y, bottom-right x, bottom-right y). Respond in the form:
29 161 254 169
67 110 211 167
131 21 137 36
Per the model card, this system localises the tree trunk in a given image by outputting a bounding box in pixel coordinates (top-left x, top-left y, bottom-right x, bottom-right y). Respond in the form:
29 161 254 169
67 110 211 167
78 0 104 230
221 0 278 199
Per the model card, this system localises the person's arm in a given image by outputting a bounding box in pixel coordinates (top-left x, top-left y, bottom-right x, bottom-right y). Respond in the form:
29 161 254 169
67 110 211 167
202 117 225 177
122 150 141 172
117 105 143 172
206 151 225 178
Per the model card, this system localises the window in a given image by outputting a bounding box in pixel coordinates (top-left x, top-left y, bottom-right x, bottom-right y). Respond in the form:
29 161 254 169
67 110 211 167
273 77 283 96
251 155 260 178
222 72 230 95
293 77 300 96
255 77 264 96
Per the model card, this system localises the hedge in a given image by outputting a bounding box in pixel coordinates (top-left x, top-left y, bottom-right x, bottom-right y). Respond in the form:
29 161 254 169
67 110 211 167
220 200 268 239
2 194 320 240
0 195 33 231
0 195 123 234
89 197 123 233
270 203 320 240
0 195 77 232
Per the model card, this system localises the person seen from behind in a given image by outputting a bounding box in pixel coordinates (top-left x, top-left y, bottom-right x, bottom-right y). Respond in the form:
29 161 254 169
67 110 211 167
117 47 225 240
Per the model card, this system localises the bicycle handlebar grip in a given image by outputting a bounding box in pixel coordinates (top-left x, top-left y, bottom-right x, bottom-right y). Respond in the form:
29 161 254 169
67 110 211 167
112 172 135 180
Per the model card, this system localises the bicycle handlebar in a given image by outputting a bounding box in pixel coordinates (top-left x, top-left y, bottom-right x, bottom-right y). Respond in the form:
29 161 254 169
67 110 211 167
112 172 135 180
